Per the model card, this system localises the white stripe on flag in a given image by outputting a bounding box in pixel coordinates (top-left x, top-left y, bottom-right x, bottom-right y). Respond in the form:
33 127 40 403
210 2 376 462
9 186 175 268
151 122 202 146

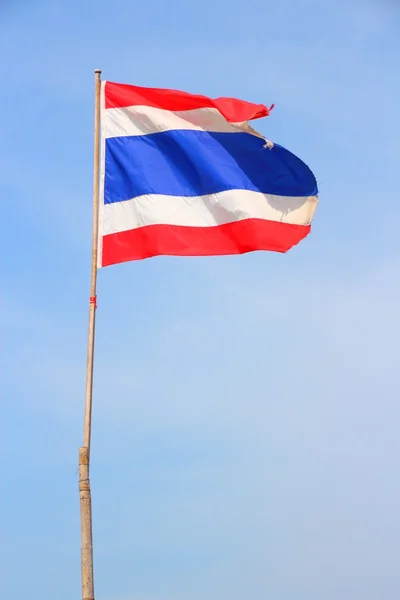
104 105 259 139
102 190 318 236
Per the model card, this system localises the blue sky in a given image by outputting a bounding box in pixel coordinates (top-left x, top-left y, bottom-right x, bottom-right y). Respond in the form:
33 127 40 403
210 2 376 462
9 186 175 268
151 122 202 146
1 1 400 598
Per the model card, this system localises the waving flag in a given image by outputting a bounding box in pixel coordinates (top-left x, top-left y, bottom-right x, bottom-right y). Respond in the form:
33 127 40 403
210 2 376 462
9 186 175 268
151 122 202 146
98 81 318 267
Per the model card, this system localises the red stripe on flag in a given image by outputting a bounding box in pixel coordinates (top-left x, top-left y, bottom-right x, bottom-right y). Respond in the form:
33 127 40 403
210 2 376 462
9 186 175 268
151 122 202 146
104 82 271 123
101 219 311 267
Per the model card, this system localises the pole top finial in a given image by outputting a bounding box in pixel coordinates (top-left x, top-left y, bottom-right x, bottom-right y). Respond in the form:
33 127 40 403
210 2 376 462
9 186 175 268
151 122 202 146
94 68 102 75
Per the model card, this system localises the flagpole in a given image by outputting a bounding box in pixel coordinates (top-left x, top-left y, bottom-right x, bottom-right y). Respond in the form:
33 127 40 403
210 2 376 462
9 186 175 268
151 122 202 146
79 68 102 600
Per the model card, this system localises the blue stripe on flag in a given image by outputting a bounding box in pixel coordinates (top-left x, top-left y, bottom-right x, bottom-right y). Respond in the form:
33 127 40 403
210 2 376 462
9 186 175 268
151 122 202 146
104 130 318 205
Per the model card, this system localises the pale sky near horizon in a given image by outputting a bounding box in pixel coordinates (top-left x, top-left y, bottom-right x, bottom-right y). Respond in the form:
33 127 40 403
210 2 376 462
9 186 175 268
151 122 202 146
1 1 400 599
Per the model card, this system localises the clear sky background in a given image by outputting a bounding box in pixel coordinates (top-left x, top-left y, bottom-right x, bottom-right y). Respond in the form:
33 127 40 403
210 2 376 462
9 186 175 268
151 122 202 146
1 1 400 599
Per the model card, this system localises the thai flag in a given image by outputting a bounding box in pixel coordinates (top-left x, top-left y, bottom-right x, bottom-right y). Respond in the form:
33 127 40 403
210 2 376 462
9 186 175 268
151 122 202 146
98 81 318 267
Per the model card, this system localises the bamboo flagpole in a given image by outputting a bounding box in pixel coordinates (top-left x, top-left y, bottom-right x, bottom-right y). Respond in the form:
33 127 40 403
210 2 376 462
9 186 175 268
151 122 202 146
79 68 102 600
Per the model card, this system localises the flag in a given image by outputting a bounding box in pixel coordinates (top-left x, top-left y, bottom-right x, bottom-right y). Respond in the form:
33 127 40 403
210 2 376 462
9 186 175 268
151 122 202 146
98 81 318 267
